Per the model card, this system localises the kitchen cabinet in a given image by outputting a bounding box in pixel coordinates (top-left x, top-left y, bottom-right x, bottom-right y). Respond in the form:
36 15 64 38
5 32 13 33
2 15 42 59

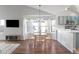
58 16 79 26
57 29 74 52
75 16 79 25
58 16 65 25
76 33 79 48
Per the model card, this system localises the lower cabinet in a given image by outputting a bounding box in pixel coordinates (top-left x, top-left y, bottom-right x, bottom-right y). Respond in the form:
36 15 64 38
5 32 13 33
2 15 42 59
76 33 79 48
57 30 73 53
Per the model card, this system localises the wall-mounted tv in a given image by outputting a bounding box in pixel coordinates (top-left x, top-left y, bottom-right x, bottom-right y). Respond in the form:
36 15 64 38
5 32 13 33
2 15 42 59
6 20 19 27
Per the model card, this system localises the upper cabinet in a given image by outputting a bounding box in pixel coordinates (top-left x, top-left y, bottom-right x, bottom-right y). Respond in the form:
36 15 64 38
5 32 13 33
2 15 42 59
58 16 79 25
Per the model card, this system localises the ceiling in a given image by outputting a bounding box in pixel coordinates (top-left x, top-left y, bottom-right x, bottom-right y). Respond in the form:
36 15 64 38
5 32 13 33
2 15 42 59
27 5 79 16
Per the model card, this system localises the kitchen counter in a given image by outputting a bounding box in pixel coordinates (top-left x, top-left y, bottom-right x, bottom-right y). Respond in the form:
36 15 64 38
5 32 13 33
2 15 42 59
56 28 79 53
57 28 79 33
70 30 79 33
57 28 74 52
56 27 79 53
65 29 79 33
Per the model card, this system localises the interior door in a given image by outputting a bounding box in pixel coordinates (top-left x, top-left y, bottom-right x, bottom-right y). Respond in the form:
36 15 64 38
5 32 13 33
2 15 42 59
32 19 48 35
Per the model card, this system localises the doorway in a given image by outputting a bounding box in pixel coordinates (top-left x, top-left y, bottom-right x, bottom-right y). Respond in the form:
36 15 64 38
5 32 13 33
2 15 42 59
32 19 49 35
23 15 56 39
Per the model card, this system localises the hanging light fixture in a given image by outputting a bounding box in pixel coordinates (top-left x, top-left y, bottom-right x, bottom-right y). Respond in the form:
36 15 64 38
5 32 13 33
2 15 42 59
38 5 41 19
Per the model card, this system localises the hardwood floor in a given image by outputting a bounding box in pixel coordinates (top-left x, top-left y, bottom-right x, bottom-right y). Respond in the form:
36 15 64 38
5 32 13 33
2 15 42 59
3 40 71 54
0 35 72 54
74 48 79 54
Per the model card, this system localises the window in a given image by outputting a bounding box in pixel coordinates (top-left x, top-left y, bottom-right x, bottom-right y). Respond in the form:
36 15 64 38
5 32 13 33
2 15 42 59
51 20 56 31
0 20 5 26
52 20 56 26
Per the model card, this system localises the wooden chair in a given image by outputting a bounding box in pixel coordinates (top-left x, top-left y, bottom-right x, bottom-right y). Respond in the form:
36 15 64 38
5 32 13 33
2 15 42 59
45 33 52 39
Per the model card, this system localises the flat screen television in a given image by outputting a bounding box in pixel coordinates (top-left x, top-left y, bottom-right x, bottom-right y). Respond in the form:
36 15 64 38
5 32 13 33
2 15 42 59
6 20 19 27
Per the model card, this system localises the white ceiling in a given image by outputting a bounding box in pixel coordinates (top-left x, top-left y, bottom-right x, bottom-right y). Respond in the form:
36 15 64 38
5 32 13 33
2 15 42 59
27 5 79 16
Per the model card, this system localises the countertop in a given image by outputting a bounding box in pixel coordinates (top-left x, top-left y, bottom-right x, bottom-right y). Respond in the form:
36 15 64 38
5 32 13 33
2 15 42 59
65 29 79 33
56 27 79 33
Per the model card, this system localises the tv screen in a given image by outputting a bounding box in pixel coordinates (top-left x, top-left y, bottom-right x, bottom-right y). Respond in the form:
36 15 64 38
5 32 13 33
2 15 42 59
6 20 19 27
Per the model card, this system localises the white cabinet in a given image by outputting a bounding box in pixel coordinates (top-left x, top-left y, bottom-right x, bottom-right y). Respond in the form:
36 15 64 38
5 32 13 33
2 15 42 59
57 16 79 25
57 29 73 52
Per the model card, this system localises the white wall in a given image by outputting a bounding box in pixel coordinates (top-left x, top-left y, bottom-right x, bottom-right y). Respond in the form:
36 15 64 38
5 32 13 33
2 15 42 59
0 5 23 40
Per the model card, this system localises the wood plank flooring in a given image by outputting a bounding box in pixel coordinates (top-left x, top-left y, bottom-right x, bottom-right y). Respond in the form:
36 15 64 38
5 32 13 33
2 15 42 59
74 48 79 54
0 35 72 54
2 39 71 54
